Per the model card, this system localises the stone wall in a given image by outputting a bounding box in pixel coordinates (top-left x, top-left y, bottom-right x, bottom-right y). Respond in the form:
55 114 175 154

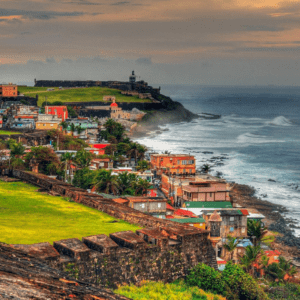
5 169 217 288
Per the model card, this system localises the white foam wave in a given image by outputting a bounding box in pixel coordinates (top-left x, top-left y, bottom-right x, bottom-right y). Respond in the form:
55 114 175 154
268 116 292 126
237 132 279 144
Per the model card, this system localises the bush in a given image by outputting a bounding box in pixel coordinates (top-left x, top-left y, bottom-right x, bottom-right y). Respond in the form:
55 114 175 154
186 263 226 296
222 262 269 300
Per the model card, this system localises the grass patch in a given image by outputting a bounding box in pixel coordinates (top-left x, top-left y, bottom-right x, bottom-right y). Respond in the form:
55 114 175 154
0 181 140 244
18 86 151 106
115 280 226 300
0 130 20 135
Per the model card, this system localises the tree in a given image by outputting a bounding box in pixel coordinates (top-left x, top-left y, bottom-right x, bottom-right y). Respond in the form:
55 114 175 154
60 121 68 132
201 164 211 173
10 142 25 158
247 219 268 246
104 119 125 141
240 245 263 276
223 235 239 262
69 123 76 136
135 178 151 196
75 125 85 136
92 169 119 195
136 160 150 172
61 152 75 182
117 172 137 195
25 146 61 175
75 149 93 168
73 167 95 189
10 158 25 170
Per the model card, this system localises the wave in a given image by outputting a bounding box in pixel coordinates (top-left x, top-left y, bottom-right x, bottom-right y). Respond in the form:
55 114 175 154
267 116 293 126
237 132 280 144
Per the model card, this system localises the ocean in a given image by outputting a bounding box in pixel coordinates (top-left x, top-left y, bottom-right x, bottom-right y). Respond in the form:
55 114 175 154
135 85 300 236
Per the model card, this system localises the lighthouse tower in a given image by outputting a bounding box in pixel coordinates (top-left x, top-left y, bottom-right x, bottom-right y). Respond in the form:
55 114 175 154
129 70 136 84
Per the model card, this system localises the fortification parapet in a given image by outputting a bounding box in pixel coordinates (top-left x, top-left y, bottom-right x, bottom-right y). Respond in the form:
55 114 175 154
5 169 218 287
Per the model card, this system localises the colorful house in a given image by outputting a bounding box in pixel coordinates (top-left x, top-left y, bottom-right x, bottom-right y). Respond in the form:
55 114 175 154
0 84 18 97
45 106 68 121
150 154 196 177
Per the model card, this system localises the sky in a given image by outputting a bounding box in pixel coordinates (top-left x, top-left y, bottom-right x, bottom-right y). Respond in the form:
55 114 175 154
0 0 300 86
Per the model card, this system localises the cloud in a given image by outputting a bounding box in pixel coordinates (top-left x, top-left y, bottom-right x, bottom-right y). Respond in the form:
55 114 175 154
136 57 152 65
111 1 131 5
0 9 87 20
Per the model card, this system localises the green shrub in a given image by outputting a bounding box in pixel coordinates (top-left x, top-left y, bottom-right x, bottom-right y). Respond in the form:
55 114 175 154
186 263 226 295
222 262 269 300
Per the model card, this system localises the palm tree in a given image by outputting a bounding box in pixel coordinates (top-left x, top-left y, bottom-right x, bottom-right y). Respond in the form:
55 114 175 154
135 178 151 196
240 245 263 276
201 164 211 173
61 152 75 182
10 143 25 158
60 121 68 133
69 123 76 136
137 144 147 161
247 220 268 246
136 160 150 172
278 256 297 280
93 169 119 195
117 172 137 195
76 125 85 135
75 149 93 168
223 235 239 262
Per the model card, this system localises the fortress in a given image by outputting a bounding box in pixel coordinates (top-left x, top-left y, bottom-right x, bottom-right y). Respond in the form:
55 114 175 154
2 169 217 288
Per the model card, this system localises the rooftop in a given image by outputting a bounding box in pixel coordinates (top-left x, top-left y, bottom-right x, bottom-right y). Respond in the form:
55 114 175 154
203 209 243 216
171 217 205 224
184 201 233 209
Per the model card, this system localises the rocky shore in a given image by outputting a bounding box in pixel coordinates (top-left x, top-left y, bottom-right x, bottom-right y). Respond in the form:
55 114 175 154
230 183 300 264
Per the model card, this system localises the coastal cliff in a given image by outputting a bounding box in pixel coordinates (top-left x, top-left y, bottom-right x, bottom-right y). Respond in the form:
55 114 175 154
133 94 198 137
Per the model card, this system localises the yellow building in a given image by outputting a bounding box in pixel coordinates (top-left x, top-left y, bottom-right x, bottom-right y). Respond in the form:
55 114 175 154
36 121 60 130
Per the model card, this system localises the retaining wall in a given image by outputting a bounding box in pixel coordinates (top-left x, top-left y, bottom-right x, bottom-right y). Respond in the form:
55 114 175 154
5 169 217 287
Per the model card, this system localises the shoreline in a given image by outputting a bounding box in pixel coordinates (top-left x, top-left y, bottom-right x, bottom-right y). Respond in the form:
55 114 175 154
133 109 300 264
231 183 300 264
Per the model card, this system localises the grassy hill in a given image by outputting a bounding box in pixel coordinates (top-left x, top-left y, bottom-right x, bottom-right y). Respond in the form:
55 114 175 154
0 181 140 244
18 86 151 106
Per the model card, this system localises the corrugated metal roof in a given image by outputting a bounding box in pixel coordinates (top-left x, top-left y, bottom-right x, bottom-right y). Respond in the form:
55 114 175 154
171 217 205 223
184 201 233 208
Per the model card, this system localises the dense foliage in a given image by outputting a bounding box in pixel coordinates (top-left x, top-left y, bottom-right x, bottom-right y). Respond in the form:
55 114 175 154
115 280 226 300
186 262 269 300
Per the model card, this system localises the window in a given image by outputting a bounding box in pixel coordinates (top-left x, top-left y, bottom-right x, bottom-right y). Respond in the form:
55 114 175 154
50 124 53 127
141 203 145 208
242 228 245 233
210 193 212 197
230 227 234 232
181 160 187 165
158 203 161 208
188 160 194 164
230 217 235 221
183 169 186 173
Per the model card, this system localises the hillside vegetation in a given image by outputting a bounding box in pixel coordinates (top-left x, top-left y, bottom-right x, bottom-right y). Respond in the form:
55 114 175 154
18 86 151 106
115 281 226 300
0 181 139 244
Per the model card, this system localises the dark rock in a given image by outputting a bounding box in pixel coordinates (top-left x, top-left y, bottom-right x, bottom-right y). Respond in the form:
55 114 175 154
268 179 276 182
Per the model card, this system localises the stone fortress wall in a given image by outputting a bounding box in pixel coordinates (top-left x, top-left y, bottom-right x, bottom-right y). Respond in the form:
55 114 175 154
3 169 217 288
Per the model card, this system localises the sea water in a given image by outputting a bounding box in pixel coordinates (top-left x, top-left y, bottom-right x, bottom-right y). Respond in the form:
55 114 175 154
135 85 300 236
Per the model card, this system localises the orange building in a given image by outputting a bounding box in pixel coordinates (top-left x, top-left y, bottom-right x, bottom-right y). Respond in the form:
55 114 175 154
36 121 60 130
150 154 196 177
45 106 68 121
0 84 18 97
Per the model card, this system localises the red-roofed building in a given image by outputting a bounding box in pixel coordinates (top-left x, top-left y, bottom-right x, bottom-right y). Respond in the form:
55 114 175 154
45 106 68 121
240 209 249 216
112 198 129 205
90 158 113 170
166 204 175 216
174 209 197 218
89 144 110 155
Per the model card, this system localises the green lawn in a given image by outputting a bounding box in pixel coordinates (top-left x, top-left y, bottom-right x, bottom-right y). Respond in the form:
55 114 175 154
0 130 20 135
0 181 140 244
18 86 151 106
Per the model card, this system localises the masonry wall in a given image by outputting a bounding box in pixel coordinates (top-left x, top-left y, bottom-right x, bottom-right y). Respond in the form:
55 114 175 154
5 169 218 288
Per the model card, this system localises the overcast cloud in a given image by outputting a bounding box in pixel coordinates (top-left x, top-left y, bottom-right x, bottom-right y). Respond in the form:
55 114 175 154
0 0 300 85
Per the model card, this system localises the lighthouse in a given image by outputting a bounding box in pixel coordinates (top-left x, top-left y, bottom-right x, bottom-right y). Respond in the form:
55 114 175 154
129 70 136 83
